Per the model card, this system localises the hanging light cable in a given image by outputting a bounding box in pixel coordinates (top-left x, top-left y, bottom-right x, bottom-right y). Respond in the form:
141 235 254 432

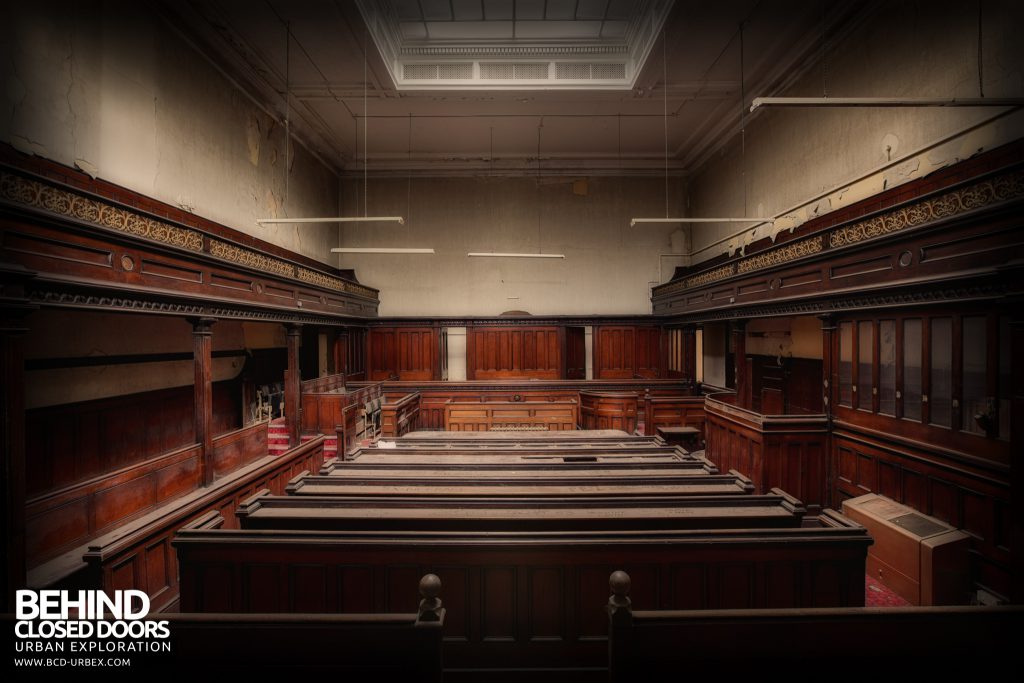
257 23 410 232
631 28 768 227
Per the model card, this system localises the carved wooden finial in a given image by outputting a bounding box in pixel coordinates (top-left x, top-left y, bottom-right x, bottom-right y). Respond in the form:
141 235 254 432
607 570 633 625
417 573 443 623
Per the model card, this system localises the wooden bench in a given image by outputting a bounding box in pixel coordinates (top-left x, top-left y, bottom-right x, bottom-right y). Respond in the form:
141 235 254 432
174 509 870 672
321 456 718 474
286 468 756 498
656 425 702 451
235 488 806 532
395 429 656 445
605 570 1022 678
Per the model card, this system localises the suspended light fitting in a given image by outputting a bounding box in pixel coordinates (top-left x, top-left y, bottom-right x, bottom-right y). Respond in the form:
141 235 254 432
332 248 434 254
750 96 1024 112
631 217 771 227
467 252 565 259
258 217 404 225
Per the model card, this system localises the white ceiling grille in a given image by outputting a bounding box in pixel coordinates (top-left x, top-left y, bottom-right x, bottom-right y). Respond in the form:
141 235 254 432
555 62 627 80
403 62 474 80
480 62 550 80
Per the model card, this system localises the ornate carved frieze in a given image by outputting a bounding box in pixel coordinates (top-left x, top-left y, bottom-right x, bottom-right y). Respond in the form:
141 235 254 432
208 239 294 278
1 172 204 251
1 169 379 304
830 170 1024 248
737 235 823 274
654 166 1024 300
684 264 735 289
296 266 376 299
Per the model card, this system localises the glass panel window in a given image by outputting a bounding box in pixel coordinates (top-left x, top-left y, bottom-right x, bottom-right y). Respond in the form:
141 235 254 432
839 322 852 407
857 321 873 411
879 320 896 415
961 317 988 435
930 317 953 427
903 319 922 421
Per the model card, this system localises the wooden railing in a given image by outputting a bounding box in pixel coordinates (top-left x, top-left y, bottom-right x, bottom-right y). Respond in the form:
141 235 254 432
579 390 638 433
25 420 268 570
381 392 420 438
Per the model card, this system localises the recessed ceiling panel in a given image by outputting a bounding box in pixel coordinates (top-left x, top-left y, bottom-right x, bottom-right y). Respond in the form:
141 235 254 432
452 0 484 20
426 21 516 39
484 0 515 20
392 0 423 20
576 0 610 20
545 0 577 21
515 21 605 39
515 0 546 21
420 0 454 21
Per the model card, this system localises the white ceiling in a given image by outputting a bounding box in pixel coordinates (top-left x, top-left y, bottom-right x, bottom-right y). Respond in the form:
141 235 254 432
156 0 872 177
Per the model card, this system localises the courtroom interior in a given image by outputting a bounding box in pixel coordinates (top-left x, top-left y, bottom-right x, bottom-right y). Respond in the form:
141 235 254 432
2 0 1023 677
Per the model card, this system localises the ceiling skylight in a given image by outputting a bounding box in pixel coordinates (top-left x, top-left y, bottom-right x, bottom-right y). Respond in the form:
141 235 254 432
356 0 675 89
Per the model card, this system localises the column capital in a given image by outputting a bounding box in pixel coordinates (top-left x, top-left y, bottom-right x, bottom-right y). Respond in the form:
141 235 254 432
187 317 217 334
285 322 303 336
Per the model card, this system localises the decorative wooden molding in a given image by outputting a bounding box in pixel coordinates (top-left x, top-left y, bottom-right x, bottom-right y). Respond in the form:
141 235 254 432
653 163 1024 303
1 167 379 305
1 171 203 252
829 169 1024 248
208 238 293 277
737 235 823 274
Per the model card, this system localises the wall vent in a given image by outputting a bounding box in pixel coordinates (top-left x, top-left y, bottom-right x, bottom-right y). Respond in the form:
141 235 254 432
555 62 626 80
403 63 473 80
479 62 549 80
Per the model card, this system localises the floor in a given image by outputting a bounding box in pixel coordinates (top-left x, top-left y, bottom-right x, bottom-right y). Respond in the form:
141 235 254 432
864 574 912 607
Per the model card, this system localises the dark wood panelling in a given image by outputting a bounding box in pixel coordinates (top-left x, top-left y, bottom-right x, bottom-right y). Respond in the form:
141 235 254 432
26 380 240 495
443 400 578 432
380 392 420 438
831 423 1010 595
368 327 437 381
466 326 562 380
579 391 637 433
75 437 326 612
593 326 664 379
176 511 868 668
704 395 828 512
25 421 268 567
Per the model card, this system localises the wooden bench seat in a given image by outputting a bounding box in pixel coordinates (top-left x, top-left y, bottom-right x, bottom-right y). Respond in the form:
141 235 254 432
286 469 756 498
605 570 1022 678
235 488 806 531
174 509 870 671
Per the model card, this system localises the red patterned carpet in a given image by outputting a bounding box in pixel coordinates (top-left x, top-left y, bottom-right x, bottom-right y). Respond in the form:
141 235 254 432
865 574 912 607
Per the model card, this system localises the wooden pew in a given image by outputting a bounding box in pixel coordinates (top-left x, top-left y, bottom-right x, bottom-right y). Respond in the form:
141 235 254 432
605 570 1022 678
286 468 756 498
234 488 806 531
174 509 870 672
321 457 718 474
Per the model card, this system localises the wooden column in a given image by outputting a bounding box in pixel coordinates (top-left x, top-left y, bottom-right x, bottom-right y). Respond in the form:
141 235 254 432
190 317 216 487
682 325 697 382
1011 315 1024 603
732 319 749 409
1 263 36 611
819 313 836 510
285 323 302 446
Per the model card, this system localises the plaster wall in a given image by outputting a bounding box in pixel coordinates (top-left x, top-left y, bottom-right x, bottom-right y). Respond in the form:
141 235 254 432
688 0 1024 262
1 1 340 264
